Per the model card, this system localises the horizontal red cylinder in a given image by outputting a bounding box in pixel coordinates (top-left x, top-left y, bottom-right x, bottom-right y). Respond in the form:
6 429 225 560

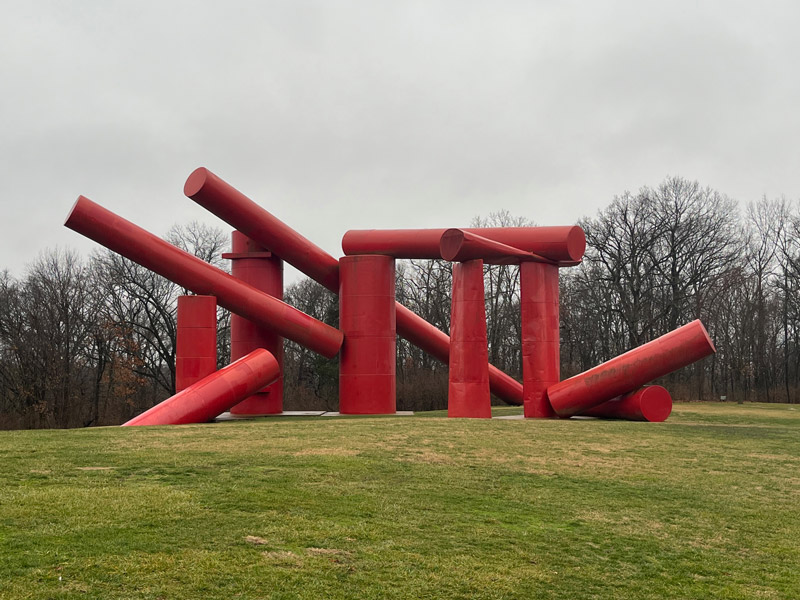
123 349 280 426
580 386 673 422
184 168 524 405
343 226 585 264
64 196 342 358
547 320 715 417
440 229 555 264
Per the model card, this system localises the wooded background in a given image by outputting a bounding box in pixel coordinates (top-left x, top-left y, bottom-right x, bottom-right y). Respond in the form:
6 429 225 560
2 176 798 429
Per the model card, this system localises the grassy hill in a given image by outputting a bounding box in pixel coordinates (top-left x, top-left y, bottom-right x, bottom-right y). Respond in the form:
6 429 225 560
1 403 799 599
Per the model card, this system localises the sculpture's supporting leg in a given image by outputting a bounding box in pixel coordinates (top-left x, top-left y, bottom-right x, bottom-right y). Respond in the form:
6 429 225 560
339 255 396 414
547 320 716 417
176 295 217 392
123 349 280 426
521 262 560 418
224 231 284 415
580 385 672 422
448 259 491 418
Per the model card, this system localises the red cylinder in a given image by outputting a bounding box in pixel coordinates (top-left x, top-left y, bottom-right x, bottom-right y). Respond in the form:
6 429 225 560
440 229 551 264
183 168 524 405
224 231 284 415
343 226 586 264
580 386 673 422
122 349 280 426
521 262 560 418
547 320 716 417
176 295 218 392
448 259 491 418
64 196 342 358
339 255 396 414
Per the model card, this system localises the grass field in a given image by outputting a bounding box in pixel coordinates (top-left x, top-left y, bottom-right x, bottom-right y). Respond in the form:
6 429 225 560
1 402 799 599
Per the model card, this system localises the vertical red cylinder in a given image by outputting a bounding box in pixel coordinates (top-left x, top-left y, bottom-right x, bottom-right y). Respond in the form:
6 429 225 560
520 262 560 418
224 231 284 415
449 259 491 418
176 295 217 392
339 255 396 414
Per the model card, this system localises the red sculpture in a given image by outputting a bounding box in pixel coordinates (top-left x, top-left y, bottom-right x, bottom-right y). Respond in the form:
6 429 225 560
64 167 717 426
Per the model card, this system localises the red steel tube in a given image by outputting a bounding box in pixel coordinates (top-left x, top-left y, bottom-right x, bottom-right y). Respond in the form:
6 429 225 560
224 231 284 415
339 255 396 414
343 226 586 264
64 196 342 358
547 320 715 417
520 262 560 418
183 168 524 405
448 260 492 418
440 229 555 264
122 348 280 426
176 295 218 392
580 386 673 422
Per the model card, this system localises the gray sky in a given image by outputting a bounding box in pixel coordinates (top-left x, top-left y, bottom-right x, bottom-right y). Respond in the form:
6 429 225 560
2 1 799 284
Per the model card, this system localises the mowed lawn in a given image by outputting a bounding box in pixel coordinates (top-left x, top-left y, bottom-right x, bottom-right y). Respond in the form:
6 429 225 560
1 403 799 599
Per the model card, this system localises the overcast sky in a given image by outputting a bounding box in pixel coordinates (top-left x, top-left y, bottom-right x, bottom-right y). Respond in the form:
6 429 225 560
2 1 799 284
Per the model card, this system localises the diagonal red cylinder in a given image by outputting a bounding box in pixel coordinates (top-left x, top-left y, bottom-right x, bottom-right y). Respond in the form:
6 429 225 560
64 196 343 358
183 167 524 405
343 226 586 264
122 349 280 426
580 386 672 422
440 229 554 264
547 320 715 417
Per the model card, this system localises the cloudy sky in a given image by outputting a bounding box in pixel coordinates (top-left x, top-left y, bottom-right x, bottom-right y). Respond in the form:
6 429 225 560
2 1 798 283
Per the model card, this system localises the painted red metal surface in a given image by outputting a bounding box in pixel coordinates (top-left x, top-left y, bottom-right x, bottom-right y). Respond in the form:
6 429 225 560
122 349 280 426
339 255 396 414
183 168 524 405
176 295 217 392
547 320 716 417
580 385 672 422
448 260 492 418
64 196 342 358
224 231 284 415
440 229 555 264
342 226 586 264
185 167 340 292
520 262 559 418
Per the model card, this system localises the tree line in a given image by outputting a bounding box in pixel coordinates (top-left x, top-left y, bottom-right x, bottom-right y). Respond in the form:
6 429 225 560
1 176 798 428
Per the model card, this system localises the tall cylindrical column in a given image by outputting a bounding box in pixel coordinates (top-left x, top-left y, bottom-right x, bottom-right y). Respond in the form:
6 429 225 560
176 295 217 392
521 262 560 418
580 386 673 422
449 259 491 418
224 231 284 415
547 320 716 417
339 255 396 414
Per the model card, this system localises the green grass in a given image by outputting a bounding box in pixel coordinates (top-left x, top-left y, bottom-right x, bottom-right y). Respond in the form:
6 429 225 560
1 402 799 599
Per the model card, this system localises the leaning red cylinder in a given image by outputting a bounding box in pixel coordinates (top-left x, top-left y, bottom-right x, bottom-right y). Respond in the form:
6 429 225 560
520 262 560 418
225 231 284 415
339 255 396 414
122 349 280 426
440 229 547 264
448 259 492 418
547 320 715 417
580 386 673 422
343 226 586 264
183 168 524 405
176 295 218 392
64 196 342 358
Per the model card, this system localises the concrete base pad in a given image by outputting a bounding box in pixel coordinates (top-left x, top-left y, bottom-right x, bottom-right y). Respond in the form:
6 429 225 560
322 411 415 417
